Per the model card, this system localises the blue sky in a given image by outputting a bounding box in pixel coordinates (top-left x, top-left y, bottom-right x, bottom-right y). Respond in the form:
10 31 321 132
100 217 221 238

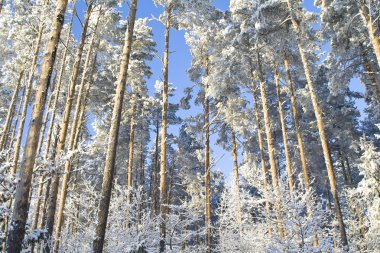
69 0 366 177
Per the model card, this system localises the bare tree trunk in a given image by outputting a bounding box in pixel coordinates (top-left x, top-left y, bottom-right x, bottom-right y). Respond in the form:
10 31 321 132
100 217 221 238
53 14 100 252
127 101 137 203
152 117 160 216
159 6 171 252
274 69 294 192
13 1 47 173
7 86 25 153
360 0 380 72
203 56 212 253
231 128 243 234
284 55 310 189
0 69 25 151
92 1 138 252
6 1 68 252
44 5 93 251
44 0 77 161
256 47 284 239
361 44 380 104
251 84 272 235
286 1 348 247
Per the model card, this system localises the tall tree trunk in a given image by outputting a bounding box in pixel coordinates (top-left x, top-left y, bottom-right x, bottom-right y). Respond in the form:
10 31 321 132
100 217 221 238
0 69 25 151
7 86 25 152
251 84 272 235
256 47 284 239
152 117 160 216
127 101 137 203
53 13 100 252
274 69 294 192
74 52 98 146
286 1 348 247
360 43 380 104
159 6 171 252
6 1 68 252
13 14 46 172
44 0 77 161
360 0 380 72
44 5 92 250
204 56 212 253
92 1 138 252
284 55 310 189
231 128 243 233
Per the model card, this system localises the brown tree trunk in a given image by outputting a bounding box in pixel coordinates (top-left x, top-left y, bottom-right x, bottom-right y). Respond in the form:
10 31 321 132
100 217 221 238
7 86 25 152
92 1 138 252
284 55 310 189
6 1 68 252
274 69 294 192
127 101 137 203
12 0 47 173
152 117 160 216
0 68 25 151
286 0 348 246
53 13 100 252
43 0 77 162
159 6 171 252
360 44 380 104
0 0 3 15
44 5 93 251
204 56 212 253
360 0 380 72
251 84 272 235
256 47 284 239
231 128 243 233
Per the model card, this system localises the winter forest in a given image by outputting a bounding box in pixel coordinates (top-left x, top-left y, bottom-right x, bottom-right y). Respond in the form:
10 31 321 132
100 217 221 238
0 0 380 252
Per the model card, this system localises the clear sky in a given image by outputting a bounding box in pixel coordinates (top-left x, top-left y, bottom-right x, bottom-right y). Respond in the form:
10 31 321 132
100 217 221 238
69 0 366 177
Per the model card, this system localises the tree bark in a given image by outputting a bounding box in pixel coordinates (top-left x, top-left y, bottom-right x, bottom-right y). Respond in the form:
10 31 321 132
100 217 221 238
43 0 77 162
53 13 100 252
6 1 68 252
284 55 310 190
360 43 380 104
360 0 380 73
92 1 138 252
44 5 92 251
152 117 160 216
159 6 171 252
204 56 212 253
286 0 348 247
256 47 284 239
231 128 243 233
0 68 25 151
13 14 46 173
274 69 294 192
127 101 137 204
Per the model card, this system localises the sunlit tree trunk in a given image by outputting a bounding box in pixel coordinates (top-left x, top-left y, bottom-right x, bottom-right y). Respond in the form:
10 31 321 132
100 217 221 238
274 69 294 191
284 55 310 189
44 5 93 251
360 0 380 72
360 43 380 104
286 0 348 246
7 86 25 152
53 13 100 252
92 1 138 252
159 5 171 252
0 69 25 151
256 47 284 239
6 1 69 252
